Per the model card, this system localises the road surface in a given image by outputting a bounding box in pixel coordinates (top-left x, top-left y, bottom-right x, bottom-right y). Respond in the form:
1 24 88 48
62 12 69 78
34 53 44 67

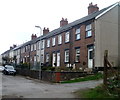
1 73 102 98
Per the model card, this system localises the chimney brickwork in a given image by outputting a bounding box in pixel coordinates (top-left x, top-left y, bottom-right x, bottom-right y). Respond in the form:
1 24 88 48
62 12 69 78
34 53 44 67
43 27 49 35
60 18 68 27
88 2 99 14
31 34 37 40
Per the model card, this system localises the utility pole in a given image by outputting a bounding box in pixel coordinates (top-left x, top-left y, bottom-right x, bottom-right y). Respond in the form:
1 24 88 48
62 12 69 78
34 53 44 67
35 25 42 80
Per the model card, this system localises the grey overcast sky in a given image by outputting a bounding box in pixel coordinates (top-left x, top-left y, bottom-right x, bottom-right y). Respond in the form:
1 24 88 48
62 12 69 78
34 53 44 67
0 0 119 54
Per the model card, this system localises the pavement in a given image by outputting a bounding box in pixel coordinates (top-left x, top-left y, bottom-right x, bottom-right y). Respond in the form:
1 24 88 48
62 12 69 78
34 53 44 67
1 73 103 98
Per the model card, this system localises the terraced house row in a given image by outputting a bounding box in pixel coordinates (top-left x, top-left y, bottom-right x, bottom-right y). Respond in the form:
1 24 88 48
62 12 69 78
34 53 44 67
1 2 120 71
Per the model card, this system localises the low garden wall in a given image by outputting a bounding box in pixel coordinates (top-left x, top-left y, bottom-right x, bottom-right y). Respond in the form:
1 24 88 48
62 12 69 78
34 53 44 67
16 69 87 82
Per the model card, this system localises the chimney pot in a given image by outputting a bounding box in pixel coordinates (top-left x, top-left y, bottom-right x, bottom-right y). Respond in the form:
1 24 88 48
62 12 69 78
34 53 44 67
60 17 68 27
88 2 99 14
43 27 49 35
31 34 37 40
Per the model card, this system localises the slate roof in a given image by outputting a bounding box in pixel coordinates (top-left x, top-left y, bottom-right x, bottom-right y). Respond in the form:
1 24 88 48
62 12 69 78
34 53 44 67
40 3 115 39
9 2 117 50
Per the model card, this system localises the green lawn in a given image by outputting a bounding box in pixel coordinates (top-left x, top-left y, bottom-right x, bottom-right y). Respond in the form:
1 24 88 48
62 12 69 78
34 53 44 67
75 85 119 99
61 73 103 83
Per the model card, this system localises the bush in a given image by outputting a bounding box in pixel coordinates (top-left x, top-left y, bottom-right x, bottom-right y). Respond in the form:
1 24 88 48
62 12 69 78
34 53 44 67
20 62 29 69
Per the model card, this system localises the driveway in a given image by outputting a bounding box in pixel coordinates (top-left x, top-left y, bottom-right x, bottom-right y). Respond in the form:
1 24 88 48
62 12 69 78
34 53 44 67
1 73 102 98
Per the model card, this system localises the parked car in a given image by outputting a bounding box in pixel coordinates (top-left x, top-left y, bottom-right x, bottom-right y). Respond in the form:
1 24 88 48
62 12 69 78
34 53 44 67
0 66 4 72
3 65 16 75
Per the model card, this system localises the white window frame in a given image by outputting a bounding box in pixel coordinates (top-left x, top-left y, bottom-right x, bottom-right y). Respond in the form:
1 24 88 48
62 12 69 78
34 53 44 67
46 54 49 62
65 32 70 43
65 50 69 62
75 48 80 62
41 40 44 49
31 44 33 51
52 53 56 67
75 28 80 40
58 35 62 44
34 43 36 51
52 37 56 46
57 52 60 67
37 41 40 50
86 24 92 37
47 39 50 47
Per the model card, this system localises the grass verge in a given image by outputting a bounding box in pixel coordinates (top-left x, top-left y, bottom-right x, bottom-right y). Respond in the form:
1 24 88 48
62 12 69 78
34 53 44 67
75 84 119 98
61 73 103 83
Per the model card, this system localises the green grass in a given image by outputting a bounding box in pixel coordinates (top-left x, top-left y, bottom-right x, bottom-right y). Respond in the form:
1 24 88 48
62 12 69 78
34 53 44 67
61 73 103 83
75 85 119 98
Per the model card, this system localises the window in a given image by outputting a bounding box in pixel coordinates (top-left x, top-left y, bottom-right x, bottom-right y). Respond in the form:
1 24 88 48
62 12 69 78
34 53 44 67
86 24 92 37
41 40 44 49
75 48 80 62
31 44 33 51
65 32 70 43
52 37 56 46
28 45 30 51
25 46 28 52
65 50 69 62
34 44 36 50
41 54 44 63
57 52 60 67
89 50 93 59
47 39 50 47
46 54 49 62
37 41 40 50
52 53 56 67
75 28 80 40
23 47 25 53
58 35 62 44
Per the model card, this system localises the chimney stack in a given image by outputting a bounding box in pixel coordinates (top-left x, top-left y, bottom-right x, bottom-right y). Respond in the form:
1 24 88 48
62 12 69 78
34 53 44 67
88 2 99 15
10 46 13 50
43 27 49 35
60 18 68 27
31 34 37 40
13 44 17 48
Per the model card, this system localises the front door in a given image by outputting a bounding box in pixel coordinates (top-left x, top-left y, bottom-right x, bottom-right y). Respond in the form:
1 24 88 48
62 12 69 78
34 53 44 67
88 48 93 68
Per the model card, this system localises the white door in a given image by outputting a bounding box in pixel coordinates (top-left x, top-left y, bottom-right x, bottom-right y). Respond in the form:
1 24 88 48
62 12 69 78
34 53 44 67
57 52 60 67
88 48 93 68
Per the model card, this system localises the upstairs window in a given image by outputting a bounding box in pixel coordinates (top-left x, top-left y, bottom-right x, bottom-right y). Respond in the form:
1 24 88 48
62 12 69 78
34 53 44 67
65 32 70 43
25 46 28 52
58 35 62 45
31 44 33 51
75 48 80 62
52 37 56 46
65 50 69 63
75 28 80 40
47 39 50 47
41 40 44 49
37 41 40 50
86 24 92 37
34 43 36 51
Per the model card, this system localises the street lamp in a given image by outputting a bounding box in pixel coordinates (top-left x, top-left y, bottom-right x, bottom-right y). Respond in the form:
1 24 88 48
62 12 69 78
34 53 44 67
35 25 42 80
35 26 42 36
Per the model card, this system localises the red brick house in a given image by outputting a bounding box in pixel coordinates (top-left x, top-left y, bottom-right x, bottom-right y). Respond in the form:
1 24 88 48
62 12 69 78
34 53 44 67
43 2 120 70
1 2 120 71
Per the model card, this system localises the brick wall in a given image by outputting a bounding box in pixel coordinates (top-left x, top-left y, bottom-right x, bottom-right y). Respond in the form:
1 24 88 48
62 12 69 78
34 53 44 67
44 19 95 70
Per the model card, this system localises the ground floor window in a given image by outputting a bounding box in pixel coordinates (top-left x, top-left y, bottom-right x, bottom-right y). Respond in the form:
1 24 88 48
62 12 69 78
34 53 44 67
52 53 56 67
75 48 80 62
57 52 60 67
46 54 49 63
65 50 69 63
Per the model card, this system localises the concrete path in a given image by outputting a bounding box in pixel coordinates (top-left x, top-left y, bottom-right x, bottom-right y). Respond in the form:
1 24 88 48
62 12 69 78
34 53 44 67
1 73 102 98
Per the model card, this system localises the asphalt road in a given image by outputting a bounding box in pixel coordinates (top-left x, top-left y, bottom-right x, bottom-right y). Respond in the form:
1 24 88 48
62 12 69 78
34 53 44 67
1 73 102 98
